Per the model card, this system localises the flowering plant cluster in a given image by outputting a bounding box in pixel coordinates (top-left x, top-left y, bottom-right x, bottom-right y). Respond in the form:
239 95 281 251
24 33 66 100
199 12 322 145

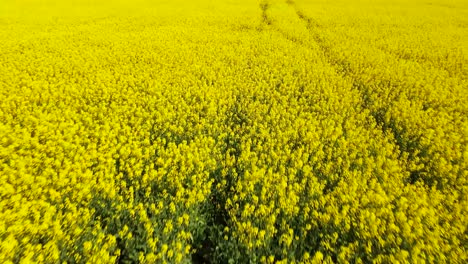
0 0 466 263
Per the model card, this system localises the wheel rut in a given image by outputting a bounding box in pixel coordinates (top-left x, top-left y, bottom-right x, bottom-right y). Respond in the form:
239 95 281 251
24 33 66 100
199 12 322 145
284 0 445 188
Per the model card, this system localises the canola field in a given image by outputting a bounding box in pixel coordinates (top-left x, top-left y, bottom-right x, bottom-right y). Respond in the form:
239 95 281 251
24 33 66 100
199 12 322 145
1 0 467 263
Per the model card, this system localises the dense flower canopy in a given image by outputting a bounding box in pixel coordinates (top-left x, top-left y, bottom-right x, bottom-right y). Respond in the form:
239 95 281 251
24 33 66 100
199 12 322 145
0 0 467 263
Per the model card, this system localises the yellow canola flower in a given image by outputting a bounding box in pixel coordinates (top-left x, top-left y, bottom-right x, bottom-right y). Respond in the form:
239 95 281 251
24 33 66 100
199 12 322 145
0 0 466 263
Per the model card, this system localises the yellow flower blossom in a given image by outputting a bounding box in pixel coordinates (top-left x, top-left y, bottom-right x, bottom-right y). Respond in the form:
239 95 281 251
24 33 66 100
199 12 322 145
0 0 466 263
